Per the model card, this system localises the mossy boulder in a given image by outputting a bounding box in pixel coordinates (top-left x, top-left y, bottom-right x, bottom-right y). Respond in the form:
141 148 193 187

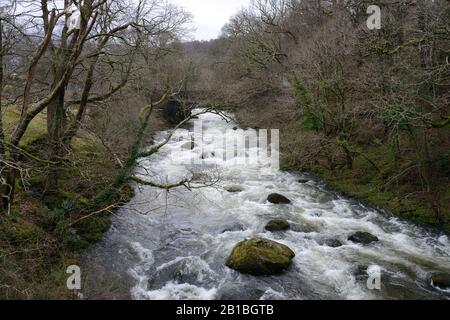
348 232 379 245
267 193 291 204
430 272 450 290
265 219 290 232
226 237 295 276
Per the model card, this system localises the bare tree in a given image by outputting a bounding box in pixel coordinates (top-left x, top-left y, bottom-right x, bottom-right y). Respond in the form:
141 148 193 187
0 0 192 213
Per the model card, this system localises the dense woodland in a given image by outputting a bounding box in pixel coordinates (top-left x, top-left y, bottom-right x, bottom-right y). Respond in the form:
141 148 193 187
0 0 449 299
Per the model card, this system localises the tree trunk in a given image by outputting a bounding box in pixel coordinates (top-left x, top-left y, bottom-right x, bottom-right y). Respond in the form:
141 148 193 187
0 17 4 150
46 87 66 194
0 18 6 213
1 1 94 210
45 20 69 195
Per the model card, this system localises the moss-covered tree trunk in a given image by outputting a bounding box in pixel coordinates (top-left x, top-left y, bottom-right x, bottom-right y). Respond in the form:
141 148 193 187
46 87 66 195
91 106 154 208
45 3 79 196
0 18 5 214
0 17 4 154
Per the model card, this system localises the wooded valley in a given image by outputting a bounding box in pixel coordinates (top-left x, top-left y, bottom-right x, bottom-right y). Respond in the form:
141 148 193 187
0 0 449 300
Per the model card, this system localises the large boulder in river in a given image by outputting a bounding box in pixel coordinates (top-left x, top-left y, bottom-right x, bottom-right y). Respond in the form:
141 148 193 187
348 232 379 245
265 219 290 232
226 238 295 276
267 193 291 204
430 272 450 290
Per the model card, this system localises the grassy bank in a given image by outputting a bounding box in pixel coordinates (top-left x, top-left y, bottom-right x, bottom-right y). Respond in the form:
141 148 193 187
0 107 171 299
287 150 450 234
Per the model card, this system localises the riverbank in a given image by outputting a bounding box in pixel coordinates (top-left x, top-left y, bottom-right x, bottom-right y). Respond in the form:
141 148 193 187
2 101 447 299
230 96 450 235
0 123 129 298
82 110 450 300
0 108 171 299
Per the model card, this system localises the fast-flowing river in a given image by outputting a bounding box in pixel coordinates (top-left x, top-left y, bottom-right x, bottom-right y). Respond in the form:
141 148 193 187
84 111 450 300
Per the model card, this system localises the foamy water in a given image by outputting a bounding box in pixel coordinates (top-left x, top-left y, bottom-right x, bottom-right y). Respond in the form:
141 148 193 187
84 111 450 300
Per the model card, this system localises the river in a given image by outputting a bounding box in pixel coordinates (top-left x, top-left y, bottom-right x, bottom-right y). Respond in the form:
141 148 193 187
83 111 450 300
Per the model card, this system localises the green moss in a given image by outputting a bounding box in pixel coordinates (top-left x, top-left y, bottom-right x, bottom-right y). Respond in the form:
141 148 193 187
0 108 136 299
3 108 47 147
71 134 101 155
76 216 111 242
305 164 329 176
59 191 90 207
297 143 450 233
434 28 447 35
0 216 45 245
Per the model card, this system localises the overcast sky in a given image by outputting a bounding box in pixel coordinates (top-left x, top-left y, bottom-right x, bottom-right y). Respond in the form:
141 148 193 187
1 0 251 41
173 0 251 41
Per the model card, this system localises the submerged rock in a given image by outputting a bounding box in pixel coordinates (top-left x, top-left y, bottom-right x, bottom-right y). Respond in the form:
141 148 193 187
147 256 218 288
221 223 246 233
298 179 310 184
348 232 379 245
290 222 317 233
226 238 295 276
265 219 290 232
201 152 216 159
354 265 369 281
430 272 450 290
267 193 291 204
324 239 343 248
181 141 197 150
226 186 243 193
